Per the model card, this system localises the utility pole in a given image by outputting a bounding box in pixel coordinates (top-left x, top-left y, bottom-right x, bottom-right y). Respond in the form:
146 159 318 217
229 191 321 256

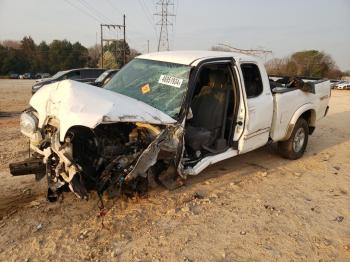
100 16 126 69
154 0 175 51
147 40 150 53
123 14 126 65
100 24 103 68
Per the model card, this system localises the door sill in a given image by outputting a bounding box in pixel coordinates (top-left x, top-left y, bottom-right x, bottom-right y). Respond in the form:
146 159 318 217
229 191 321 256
183 148 238 176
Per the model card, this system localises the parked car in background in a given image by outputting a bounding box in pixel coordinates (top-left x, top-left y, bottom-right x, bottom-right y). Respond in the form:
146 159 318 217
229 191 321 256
91 69 119 87
330 80 340 89
334 81 350 90
23 73 35 79
35 73 51 79
9 73 19 79
31 68 105 94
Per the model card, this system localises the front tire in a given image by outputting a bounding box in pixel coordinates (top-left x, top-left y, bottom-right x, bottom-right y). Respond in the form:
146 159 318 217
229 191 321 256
278 118 309 160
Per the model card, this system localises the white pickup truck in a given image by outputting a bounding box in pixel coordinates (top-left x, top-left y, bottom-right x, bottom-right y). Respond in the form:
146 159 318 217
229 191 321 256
10 51 331 201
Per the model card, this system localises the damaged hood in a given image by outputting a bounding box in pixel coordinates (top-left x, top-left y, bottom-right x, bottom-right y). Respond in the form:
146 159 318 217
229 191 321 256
30 80 177 141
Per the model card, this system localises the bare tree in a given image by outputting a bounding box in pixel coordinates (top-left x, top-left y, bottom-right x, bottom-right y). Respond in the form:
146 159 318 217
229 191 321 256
87 44 101 68
1 40 21 49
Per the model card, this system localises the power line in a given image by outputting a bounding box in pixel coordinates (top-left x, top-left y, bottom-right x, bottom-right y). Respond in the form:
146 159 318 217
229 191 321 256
141 0 154 22
134 0 158 51
137 0 158 34
77 0 115 24
65 0 118 26
104 0 137 29
154 0 176 51
105 0 124 17
104 0 156 51
138 0 152 23
63 0 102 24
79 0 113 23
172 0 179 49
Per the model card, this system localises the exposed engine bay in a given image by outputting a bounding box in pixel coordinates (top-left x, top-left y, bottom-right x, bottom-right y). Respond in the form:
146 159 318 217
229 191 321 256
10 108 183 201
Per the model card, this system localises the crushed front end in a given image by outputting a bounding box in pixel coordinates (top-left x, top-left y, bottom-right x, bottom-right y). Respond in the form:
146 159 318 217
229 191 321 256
10 107 183 201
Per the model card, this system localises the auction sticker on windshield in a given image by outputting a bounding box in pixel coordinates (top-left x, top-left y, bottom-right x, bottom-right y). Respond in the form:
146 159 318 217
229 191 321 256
141 83 151 94
158 75 183 88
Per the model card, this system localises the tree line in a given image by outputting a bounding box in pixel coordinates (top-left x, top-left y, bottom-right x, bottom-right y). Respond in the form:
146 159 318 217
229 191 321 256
1 38 348 79
0 36 139 75
212 45 348 79
265 50 348 79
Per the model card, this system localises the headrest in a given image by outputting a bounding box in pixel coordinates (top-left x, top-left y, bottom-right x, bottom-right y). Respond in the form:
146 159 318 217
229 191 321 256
208 70 227 88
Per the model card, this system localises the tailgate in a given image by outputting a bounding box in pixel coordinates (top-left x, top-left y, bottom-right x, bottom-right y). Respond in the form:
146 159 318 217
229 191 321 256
312 79 331 120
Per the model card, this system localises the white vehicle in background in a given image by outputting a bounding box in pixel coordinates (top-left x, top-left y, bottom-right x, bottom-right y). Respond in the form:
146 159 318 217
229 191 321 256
9 51 331 201
335 81 350 90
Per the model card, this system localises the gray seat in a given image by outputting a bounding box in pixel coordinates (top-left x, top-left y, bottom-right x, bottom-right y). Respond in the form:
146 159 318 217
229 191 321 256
185 70 230 152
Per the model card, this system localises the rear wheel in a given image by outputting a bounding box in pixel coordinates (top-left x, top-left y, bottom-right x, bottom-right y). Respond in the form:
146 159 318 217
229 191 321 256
278 118 309 160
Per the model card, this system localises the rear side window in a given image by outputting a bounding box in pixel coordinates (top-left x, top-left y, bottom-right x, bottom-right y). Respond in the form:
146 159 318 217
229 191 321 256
64 70 81 80
82 69 104 78
240 64 263 98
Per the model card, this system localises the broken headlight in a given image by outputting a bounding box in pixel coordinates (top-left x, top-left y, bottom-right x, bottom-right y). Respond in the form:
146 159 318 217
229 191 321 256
20 111 38 138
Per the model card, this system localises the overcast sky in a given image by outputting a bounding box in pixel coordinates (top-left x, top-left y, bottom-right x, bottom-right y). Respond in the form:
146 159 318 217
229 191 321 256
0 0 349 70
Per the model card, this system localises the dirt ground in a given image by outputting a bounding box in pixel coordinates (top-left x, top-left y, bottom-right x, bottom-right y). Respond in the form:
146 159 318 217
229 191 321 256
0 79 349 261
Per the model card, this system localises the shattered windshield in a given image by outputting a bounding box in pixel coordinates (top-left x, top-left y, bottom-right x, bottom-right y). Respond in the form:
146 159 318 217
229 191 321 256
105 58 191 118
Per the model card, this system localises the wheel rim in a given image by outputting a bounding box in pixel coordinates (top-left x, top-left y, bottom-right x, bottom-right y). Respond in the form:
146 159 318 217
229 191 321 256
293 127 305 152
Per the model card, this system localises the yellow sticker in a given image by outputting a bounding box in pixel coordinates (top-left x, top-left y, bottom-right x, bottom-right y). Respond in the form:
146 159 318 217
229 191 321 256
141 84 151 94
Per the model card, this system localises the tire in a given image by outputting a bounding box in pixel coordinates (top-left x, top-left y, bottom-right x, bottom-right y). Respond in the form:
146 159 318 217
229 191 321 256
278 118 309 160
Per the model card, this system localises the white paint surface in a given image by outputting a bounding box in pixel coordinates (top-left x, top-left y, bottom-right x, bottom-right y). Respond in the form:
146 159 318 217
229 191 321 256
30 80 176 141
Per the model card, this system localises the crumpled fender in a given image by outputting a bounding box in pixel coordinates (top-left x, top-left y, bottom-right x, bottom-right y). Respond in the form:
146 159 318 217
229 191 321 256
125 124 184 181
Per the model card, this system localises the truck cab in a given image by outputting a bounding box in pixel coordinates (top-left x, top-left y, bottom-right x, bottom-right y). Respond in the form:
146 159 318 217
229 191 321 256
136 51 329 175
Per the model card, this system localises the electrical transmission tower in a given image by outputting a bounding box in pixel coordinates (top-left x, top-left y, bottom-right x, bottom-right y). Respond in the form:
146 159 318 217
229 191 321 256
154 0 175 51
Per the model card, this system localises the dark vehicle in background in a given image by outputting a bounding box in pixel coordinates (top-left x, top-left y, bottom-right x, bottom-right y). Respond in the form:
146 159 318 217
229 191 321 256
9 73 19 79
35 73 51 79
92 69 119 87
32 68 105 94
23 73 35 79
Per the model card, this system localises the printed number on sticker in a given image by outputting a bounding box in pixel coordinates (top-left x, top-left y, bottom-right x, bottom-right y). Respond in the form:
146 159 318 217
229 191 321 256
159 75 183 88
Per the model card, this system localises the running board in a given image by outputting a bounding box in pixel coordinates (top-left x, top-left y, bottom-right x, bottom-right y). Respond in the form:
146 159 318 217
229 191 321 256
183 148 238 176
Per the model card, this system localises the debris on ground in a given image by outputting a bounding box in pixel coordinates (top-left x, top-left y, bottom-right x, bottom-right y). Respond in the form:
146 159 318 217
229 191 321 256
27 200 41 208
334 216 344 222
79 229 89 240
258 171 268 177
34 223 43 232
311 206 321 213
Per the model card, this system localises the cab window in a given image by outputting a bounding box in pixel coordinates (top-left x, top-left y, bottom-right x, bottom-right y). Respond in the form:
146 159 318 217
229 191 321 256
65 70 81 80
241 64 263 98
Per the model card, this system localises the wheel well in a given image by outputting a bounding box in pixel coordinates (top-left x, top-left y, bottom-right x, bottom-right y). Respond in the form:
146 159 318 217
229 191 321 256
299 110 316 134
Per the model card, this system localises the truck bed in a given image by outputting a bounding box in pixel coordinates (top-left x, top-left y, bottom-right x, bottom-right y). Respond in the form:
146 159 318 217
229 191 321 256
270 79 331 141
